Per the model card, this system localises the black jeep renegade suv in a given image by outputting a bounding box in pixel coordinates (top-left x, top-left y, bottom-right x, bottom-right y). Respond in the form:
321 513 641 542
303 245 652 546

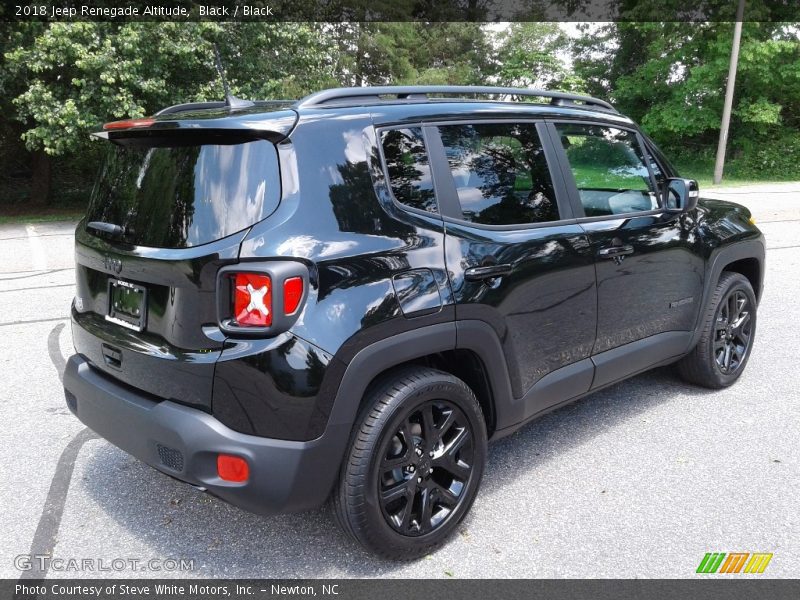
64 86 765 559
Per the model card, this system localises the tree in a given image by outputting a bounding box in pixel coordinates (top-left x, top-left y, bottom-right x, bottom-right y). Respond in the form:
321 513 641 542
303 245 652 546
573 20 800 157
321 23 494 87
494 23 583 92
401 23 494 85
3 22 332 204
324 23 416 87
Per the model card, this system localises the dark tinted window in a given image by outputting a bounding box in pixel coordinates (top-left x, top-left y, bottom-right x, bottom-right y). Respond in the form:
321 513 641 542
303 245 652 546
555 124 659 217
380 128 437 213
437 123 559 226
87 139 280 248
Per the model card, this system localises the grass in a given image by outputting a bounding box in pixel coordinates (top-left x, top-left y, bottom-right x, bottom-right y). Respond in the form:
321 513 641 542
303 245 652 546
571 161 782 191
0 177 90 224
674 157 800 189
0 205 84 225
675 167 768 190
571 164 650 191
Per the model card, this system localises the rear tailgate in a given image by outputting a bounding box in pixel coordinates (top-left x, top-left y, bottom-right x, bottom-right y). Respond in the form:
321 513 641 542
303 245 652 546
72 228 245 410
71 109 295 411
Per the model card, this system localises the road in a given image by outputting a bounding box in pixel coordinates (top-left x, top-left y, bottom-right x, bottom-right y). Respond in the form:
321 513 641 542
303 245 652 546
1 183 798 579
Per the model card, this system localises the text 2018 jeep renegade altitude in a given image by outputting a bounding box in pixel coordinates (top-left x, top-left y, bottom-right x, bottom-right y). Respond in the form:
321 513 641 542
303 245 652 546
64 86 765 559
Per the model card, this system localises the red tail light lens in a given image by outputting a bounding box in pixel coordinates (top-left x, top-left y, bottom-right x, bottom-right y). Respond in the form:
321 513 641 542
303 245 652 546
217 454 249 483
233 273 272 327
283 276 304 315
218 263 307 335
103 118 155 130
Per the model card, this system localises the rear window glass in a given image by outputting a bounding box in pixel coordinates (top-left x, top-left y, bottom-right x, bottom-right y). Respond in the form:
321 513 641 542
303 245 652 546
87 139 280 248
438 123 560 226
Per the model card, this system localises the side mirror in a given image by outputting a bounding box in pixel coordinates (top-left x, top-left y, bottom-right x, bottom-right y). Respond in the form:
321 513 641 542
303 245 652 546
665 178 699 213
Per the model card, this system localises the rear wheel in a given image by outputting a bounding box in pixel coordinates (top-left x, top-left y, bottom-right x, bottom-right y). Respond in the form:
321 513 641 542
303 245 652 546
677 272 757 388
333 367 487 560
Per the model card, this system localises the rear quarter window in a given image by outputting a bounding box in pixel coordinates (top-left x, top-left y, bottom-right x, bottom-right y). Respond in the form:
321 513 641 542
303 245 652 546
379 127 438 214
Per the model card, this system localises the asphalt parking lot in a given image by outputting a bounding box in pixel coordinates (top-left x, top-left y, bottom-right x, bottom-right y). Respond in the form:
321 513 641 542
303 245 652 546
1 183 798 579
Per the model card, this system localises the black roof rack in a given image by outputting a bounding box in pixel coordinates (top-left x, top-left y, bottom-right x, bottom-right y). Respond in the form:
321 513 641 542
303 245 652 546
154 99 293 117
295 86 617 113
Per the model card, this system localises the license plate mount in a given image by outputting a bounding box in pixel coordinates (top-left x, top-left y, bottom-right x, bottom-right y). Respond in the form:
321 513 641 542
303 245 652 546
106 278 147 332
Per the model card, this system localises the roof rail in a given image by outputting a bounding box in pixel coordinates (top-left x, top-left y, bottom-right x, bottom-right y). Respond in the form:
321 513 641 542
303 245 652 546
295 86 617 113
154 99 293 118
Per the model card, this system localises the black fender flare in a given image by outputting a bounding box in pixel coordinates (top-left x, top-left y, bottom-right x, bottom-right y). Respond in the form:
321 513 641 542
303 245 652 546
687 236 765 351
305 320 515 507
320 320 516 473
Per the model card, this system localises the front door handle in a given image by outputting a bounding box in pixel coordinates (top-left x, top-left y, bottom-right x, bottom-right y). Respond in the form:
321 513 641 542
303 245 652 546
597 245 634 259
464 264 513 282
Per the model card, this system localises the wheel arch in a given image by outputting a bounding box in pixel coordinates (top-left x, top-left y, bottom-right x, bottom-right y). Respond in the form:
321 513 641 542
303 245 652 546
711 238 765 301
722 257 762 301
688 237 765 352
327 321 516 443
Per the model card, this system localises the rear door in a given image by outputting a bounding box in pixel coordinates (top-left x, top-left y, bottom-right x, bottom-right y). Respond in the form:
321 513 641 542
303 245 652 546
547 120 704 387
428 120 598 428
72 132 283 410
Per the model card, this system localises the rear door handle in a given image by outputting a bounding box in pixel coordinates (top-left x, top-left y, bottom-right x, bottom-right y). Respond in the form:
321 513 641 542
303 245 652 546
597 245 634 259
464 264 513 282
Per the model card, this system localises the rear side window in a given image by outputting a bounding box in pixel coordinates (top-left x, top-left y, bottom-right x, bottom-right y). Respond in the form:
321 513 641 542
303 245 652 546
87 139 280 248
380 128 437 213
555 123 659 217
437 123 559 226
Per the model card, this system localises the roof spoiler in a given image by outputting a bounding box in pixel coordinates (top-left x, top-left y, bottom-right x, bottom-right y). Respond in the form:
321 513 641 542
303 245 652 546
91 112 298 144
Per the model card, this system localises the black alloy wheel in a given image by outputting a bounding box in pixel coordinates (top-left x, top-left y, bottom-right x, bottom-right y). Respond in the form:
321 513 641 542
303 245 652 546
378 400 475 536
714 289 753 375
677 271 757 389
333 367 487 560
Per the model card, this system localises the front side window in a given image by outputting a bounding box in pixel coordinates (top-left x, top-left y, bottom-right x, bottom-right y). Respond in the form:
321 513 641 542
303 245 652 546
380 127 437 213
555 123 659 217
437 123 559 226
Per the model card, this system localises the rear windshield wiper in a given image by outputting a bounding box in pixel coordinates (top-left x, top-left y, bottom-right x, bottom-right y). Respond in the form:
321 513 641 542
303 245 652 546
87 221 127 239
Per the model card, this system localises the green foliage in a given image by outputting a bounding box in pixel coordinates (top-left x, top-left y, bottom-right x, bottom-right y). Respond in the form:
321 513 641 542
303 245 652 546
494 23 580 91
2 22 500 161
4 22 331 155
324 23 493 87
574 21 800 154
728 133 800 179
2 17 799 207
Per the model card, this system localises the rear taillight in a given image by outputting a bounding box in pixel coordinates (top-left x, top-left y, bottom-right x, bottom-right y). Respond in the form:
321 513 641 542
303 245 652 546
283 276 303 315
233 273 272 327
218 262 308 336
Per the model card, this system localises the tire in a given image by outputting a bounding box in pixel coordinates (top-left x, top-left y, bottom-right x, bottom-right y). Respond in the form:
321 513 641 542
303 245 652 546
333 366 487 560
677 272 757 389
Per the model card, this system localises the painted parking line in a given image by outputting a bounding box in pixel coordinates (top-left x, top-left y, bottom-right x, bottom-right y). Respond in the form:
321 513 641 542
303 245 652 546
17 428 98 580
25 225 48 272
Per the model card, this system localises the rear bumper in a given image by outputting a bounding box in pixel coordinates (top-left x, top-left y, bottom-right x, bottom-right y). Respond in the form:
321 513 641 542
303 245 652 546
63 354 348 515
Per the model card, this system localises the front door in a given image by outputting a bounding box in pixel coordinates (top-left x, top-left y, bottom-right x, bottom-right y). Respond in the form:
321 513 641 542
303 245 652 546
427 120 598 428
549 121 705 386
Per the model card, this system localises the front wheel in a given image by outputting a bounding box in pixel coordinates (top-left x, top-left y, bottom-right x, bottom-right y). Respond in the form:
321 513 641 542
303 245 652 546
333 367 487 560
677 272 757 388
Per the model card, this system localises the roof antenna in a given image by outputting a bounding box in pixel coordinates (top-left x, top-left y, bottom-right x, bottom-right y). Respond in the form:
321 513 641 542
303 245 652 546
213 43 253 111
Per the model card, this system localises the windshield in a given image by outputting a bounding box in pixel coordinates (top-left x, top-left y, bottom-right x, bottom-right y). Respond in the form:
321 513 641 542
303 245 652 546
86 138 280 248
